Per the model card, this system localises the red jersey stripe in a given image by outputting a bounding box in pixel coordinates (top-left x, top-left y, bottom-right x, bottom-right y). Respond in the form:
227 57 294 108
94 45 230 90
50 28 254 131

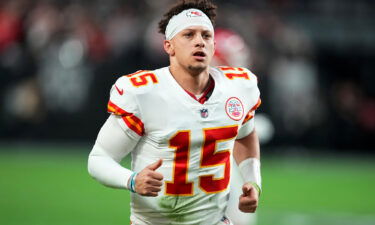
242 98 262 125
107 101 145 136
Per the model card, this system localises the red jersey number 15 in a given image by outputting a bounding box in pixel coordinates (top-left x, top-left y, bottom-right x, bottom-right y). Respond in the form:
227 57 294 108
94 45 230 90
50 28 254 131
165 125 238 196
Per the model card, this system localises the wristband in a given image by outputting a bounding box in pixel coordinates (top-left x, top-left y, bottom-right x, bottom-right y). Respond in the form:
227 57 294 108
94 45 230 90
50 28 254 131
248 181 262 196
238 158 262 195
128 172 138 193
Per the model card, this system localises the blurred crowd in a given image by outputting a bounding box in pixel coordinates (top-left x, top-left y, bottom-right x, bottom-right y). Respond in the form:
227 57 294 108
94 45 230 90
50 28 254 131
0 0 374 152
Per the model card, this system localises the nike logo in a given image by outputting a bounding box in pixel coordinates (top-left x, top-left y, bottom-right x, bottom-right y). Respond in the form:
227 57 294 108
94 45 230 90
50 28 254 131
115 84 124 95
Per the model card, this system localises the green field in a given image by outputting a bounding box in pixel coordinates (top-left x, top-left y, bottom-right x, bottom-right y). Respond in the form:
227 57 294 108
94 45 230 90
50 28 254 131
1 145 374 225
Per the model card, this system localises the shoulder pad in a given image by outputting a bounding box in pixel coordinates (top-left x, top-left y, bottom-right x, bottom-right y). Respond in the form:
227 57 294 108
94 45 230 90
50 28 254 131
110 70 160 96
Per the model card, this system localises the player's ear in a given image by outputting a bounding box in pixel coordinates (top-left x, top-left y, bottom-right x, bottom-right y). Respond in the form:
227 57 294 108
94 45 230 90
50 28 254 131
163 40 175 56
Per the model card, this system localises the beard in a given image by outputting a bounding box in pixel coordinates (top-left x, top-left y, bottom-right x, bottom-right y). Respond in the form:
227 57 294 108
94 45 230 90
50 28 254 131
187 64 207 76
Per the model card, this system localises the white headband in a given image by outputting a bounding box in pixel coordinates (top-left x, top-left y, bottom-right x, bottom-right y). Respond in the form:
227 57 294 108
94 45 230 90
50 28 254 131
165 8 214 40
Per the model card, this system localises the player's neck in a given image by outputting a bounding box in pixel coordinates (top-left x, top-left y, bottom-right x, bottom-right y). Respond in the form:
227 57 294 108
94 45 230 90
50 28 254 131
169 64 210 95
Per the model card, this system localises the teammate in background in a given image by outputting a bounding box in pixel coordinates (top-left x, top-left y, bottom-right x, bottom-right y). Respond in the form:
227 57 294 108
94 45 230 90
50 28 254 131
213 28 257 225
88 1 262 224
212 28 251 68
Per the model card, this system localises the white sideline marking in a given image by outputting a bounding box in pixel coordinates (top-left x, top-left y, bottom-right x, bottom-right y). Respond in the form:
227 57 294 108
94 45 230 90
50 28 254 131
259 211 375 225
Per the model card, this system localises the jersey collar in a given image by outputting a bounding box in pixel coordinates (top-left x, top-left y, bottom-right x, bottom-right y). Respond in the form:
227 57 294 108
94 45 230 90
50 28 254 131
184 76 215 104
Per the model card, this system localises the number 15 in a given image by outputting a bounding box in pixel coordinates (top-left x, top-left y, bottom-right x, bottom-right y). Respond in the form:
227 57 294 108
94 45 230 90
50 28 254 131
166 125 238 196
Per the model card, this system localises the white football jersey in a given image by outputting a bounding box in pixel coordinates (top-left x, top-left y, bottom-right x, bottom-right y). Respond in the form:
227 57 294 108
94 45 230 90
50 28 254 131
107 66 261 225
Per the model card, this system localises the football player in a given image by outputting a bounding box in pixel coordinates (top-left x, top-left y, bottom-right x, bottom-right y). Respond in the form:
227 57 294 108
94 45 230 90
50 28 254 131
88 1 262 224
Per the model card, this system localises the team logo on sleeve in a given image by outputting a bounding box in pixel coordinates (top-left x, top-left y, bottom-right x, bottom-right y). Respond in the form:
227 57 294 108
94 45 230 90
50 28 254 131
225 97 244 121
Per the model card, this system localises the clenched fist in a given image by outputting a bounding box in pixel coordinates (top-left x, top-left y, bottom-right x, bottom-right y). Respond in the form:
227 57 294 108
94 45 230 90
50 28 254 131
134 159 164 197
238 182 259 213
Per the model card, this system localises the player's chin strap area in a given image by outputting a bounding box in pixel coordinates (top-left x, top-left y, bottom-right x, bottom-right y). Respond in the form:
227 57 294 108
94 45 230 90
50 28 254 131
238 158 262 195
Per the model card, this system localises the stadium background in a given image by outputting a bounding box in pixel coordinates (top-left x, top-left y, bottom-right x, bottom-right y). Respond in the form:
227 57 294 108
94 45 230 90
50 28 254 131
0 0 374 224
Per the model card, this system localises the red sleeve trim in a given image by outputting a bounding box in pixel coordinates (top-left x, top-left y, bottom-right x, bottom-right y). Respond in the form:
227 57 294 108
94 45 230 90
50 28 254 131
251 98 262 111
107 101 132 116
107 101 145 136
242 98 262 125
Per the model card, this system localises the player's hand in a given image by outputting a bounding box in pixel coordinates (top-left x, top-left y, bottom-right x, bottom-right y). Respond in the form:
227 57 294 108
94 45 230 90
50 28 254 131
238 182 259 213
134 159 164 197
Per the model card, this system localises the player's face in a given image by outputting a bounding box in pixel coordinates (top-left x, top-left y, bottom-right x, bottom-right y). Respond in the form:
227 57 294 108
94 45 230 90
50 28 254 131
166 26 215 74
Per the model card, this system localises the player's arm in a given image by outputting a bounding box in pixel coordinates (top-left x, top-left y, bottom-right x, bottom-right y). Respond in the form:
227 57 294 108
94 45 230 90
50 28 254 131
234 128 261 191
233 86 262 212
233 128 261 213
88 114 164 196
88 114 137 189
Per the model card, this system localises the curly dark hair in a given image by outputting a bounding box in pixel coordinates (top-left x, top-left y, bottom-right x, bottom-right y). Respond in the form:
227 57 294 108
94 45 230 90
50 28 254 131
158 0 217 35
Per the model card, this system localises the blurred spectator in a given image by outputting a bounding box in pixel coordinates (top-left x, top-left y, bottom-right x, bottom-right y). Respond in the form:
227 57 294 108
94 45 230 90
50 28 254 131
0 1 22 53
268 26 324 139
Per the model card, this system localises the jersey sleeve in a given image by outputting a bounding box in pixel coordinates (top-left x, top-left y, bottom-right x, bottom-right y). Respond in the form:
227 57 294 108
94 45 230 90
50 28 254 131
237 98 261 139
88 114 138 189
107 76 145 139
236 67 261 139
